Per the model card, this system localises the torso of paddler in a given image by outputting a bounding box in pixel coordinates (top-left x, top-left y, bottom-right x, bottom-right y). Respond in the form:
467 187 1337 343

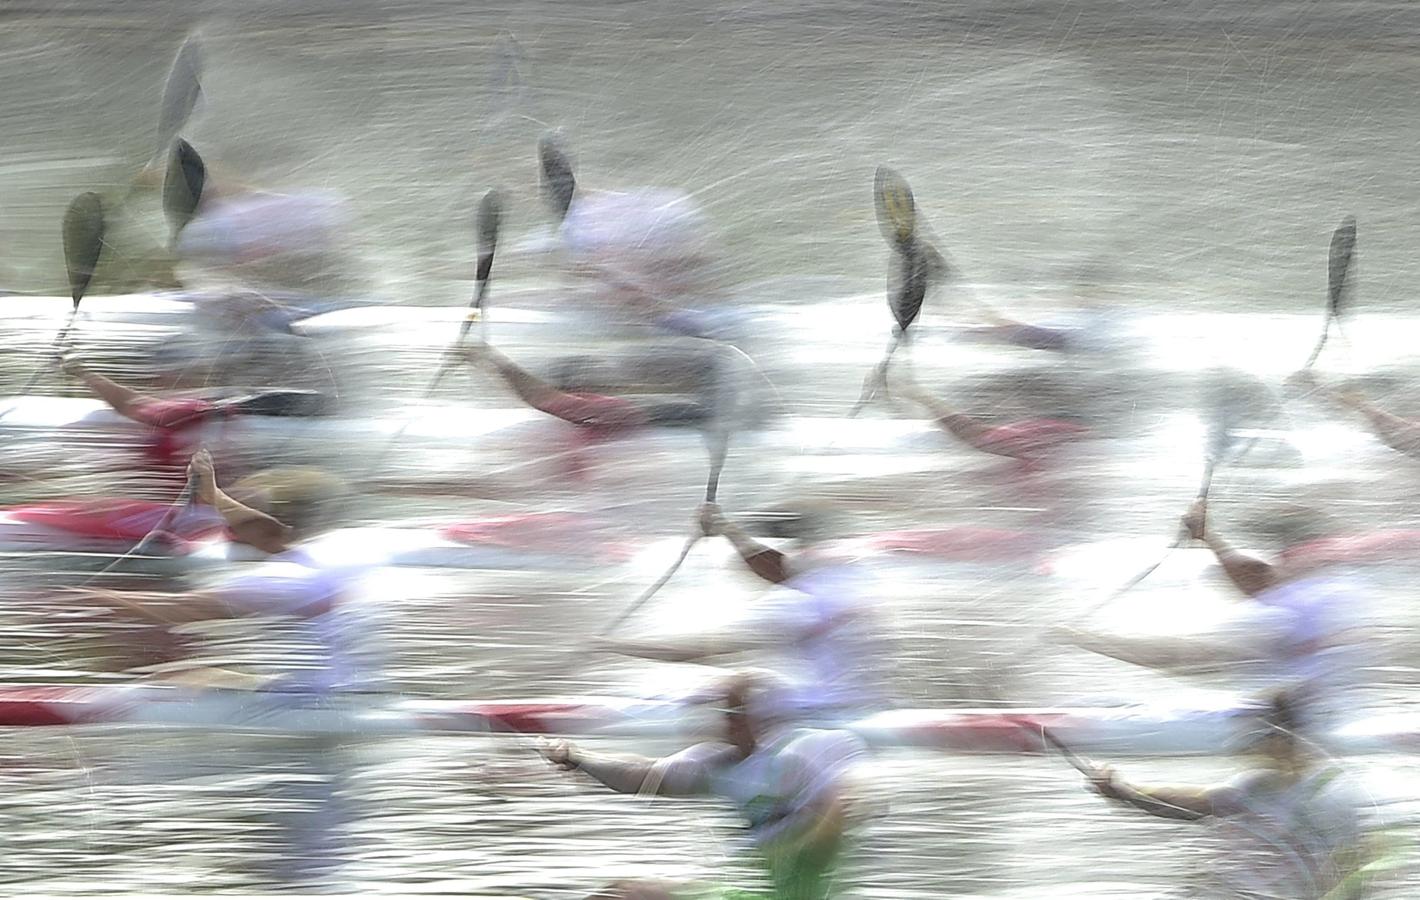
560 188 716 282
1199 762 1365 899
175 189 358 297
201 544 380 693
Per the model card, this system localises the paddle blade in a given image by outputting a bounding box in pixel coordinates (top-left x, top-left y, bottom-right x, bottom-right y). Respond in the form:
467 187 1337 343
476 189 502 282
538 135 576 221
888 240 932 332
1327 216 1356 316
155 33 204 161
62 192 105 306
874 166 917 247
162 139 206 237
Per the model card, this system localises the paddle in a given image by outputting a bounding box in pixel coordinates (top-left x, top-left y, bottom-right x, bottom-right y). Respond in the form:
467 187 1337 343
358 191 503 494
429 189 503 390
120 32 203 205
538 134 576 223
80 471 201 585
1076 373 1244 618
598 350 739 637
162 139 207 244
13 194 106 399
851 167 933 416
152 33 204 172
1303 217 1357 370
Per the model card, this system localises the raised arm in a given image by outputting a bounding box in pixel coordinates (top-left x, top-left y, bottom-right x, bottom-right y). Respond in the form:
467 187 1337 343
189 449 292 554
62 355 153 420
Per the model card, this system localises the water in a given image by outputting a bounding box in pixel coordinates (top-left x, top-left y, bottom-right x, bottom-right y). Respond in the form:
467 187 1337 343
2 1 1420 895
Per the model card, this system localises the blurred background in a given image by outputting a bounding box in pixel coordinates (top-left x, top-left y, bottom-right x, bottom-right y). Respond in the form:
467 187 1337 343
2 0 1420 896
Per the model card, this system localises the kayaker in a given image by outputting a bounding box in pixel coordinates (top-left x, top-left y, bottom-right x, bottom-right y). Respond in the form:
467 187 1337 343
70 449 377 691
594 501 891 725
1057 498 1371 733
542 672 867 900
1080 691 1385 899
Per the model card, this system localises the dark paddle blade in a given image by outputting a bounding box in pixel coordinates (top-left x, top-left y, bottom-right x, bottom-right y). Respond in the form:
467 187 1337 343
155 33 203 163
538 135 576 221
62 192 105 307
475 189 502 283
890 241 932 332
1328 216 1356 317
874 165 917 248
162 139 206 237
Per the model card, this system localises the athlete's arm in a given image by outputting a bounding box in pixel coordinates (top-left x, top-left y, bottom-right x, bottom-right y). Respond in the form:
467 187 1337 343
452 343 645 429
1291 371 1420 457
62 356 152 420
1183 499 1278 596
593 630 764 663
700 502 792 584
543 740 727 797
190 450 293 554
1088 765 1213 821
71 587 234 626
1056 625 1259 672
1341 391 1420 456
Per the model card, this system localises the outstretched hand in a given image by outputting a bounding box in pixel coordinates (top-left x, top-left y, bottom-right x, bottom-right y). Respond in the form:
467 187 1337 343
539 739 579 771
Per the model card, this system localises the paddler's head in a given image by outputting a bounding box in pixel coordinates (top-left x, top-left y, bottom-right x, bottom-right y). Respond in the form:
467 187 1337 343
723 673 759 757
742 499 839 550
1245 690 1311 770
709 671 792 758
1245 500 1338 575
230 467 345 542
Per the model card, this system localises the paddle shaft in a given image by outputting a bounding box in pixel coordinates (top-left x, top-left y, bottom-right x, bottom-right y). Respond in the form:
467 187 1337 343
16 306 81 398
600 432 728 636
81 474 199 585
848 327 906 418
1077 457 1217 619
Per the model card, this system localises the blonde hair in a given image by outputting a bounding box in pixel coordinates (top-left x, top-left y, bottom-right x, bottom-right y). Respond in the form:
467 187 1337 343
231 467 345 537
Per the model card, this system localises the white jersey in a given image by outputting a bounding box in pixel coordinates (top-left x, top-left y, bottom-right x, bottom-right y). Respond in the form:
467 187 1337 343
658 727 866 845
207 546 377 692
177 191 350 270
739 561 889 720
1229 572 1369 729
558 189 718 299
1198 766 1366 899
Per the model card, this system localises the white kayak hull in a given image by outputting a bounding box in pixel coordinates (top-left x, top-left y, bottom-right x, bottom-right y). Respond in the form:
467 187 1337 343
0 518 595 572
0 684 1407 755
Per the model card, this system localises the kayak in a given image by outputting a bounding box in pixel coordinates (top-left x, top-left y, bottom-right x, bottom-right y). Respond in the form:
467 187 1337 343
0 496 1054 573
0 683 1406 754
0 395 965 489
0 505 640 572
1 286 750 343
